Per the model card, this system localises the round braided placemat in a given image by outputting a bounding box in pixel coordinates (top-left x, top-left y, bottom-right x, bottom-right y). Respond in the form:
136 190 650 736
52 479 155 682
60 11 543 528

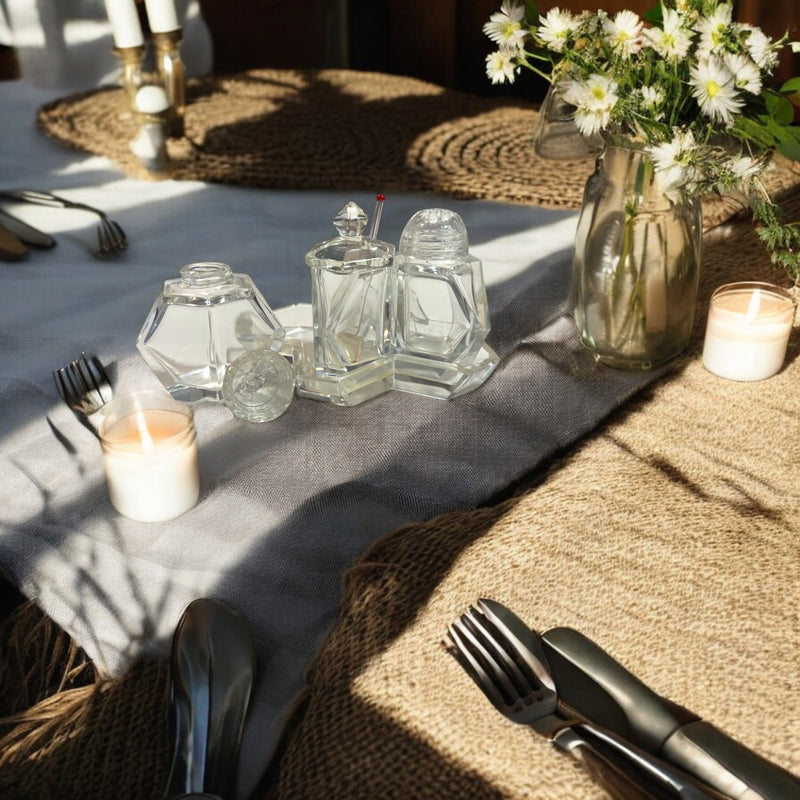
35 68 800 230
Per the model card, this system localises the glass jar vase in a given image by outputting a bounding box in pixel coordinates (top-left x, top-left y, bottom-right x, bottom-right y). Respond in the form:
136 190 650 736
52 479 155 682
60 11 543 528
572 144 702 369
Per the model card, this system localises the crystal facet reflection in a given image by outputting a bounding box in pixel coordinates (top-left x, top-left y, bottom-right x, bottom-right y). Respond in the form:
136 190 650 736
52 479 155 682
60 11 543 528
394 209 498 398
137 262 285 402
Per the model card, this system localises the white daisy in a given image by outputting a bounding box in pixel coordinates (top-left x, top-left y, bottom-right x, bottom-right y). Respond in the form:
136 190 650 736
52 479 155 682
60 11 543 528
727 155 762 181
690 56 743 127
563 74 619 137
603 10 643 57
745 26 779 70
695 3 733 54
483 1 527 51
643 8 693 61
640 85 665 109
485 50 518 84
536 7 578 53
723 53 762 95
648 129 700 196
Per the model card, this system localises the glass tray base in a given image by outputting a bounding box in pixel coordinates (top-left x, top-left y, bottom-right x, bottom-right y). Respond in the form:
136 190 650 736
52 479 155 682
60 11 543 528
276 304 392 407
275 303 498 404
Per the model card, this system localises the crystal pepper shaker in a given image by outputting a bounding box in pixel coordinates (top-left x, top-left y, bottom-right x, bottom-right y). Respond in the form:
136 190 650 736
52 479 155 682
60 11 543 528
137 262 286 403
393 208 498 398
301 202 395 406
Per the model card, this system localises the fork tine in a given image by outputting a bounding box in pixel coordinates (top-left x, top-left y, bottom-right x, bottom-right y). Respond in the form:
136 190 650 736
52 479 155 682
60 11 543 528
65 361 87 405
75 354 107 407
97 222 113 256
476 599 554 689
85 354 113 403
447 621 508 710
450 615 524 705
463 608 539 699
53 367 70 403
108 218 127 249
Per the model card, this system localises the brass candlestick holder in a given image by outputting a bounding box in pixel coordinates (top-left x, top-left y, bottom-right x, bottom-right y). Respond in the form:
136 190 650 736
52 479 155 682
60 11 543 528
151 29 186 137
113 44 146 102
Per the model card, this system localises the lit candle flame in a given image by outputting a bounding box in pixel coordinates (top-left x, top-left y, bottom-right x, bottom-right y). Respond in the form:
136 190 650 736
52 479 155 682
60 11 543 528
135 410 155 453
746 289 761 321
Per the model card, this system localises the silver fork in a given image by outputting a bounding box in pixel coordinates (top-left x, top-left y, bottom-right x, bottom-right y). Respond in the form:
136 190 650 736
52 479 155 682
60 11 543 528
53 353 113 438
447 600 720 800
0 189 127 257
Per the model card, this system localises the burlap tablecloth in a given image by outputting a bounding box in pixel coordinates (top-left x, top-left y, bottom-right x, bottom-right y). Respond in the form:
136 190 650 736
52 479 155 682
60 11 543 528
2 69 799 799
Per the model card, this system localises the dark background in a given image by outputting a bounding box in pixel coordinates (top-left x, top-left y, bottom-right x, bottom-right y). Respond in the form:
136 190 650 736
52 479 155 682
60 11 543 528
1 1 798 98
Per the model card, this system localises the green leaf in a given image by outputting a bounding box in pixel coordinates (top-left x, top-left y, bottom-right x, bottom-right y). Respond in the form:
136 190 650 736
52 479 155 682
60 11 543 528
777 137 800 161
780 77 800 94
764 91 795 126
524 0 540 24
643 5 662 26
736 116 780 148
763 117 800 159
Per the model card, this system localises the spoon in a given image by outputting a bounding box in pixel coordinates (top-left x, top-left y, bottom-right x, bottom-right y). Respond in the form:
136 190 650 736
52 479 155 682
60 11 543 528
164 598 255 800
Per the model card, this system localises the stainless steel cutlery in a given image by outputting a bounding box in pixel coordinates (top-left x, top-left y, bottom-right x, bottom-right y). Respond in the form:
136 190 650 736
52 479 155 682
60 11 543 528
447 600 735 799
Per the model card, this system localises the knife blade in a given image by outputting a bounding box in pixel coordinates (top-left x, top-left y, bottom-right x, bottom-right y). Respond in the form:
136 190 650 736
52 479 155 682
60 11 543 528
541 627 800 800
0 208 55 248
0 221 28 261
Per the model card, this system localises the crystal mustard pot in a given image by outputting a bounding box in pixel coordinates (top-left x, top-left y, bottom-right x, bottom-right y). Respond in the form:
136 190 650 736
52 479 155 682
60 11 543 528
300 202 395 406
394 208 498 398
137 262 286 403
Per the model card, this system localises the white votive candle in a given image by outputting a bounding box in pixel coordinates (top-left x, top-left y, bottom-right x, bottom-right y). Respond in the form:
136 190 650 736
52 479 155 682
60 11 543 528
104 0 145 48
144 0 180 33
100 391 199 522
702 282 796 381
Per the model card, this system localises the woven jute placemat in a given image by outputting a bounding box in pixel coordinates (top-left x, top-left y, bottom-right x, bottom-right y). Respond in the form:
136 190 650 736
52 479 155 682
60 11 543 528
35 68 800 231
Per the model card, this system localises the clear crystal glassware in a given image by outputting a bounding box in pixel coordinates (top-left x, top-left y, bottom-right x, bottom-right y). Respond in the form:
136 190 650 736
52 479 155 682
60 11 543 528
137 262 286 403
222 347 295 422
394 208 498 398
301 202 395 406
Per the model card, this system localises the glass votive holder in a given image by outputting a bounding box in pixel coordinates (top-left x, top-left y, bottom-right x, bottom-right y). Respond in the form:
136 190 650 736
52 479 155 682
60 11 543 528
702 281 796 381
99 390 200 522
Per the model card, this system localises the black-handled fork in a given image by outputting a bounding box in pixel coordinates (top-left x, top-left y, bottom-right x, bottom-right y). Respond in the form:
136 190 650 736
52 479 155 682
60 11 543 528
446 600 728 800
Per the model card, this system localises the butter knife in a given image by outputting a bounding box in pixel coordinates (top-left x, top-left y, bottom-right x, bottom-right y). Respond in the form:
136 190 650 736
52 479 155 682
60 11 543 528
0 221 28 261
541 627 800 800
0 208 55 248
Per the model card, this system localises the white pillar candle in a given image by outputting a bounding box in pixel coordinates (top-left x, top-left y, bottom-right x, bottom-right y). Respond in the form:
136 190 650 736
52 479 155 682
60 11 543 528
702 282 796 381
104 0 145 48
100 391 199 522
144 0 180 33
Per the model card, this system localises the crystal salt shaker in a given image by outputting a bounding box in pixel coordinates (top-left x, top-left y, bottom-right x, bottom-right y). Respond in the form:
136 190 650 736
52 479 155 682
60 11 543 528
394 208 498 398
302 202 395 406
137 262 286 403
